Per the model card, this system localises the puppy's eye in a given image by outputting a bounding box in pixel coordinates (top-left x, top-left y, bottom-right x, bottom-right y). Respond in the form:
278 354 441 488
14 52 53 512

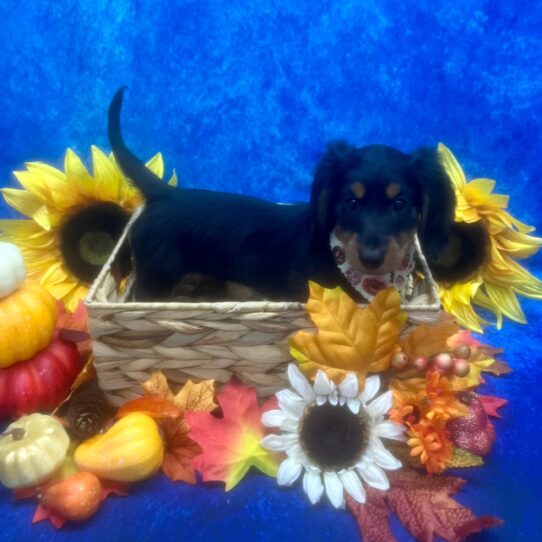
344 197 360 210
392 197 409 212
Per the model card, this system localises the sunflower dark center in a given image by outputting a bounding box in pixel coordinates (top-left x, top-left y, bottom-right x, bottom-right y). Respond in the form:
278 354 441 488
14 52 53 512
59 202 130 283
299 403 370 470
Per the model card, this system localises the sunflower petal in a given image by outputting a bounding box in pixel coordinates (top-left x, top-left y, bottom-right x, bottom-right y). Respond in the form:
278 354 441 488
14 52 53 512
323 471 345 508
339 372 359 398
277 457 303 486
1 188 42 218
303 470 324 504
359 375 380 404
288 364 316 402
339 470 366 504
276 389 306 418
314 370 334 396
438 143 467 190
260 434 296 453
356 462 389 490
367 390 393 418
369 438 402 470
373 420 406 442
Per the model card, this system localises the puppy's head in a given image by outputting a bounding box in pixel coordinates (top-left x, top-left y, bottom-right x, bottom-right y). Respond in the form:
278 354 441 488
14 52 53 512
310 142 455 274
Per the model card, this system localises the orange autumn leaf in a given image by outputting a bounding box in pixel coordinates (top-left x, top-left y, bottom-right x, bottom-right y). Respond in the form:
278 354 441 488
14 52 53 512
117 396 181 421
399 322 459 361
173 379 217 413
161 418 202 484
290 284 406 386
141 370 175 402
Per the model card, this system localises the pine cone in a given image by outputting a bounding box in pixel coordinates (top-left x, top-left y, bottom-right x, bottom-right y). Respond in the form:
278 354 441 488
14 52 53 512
65 380 114 440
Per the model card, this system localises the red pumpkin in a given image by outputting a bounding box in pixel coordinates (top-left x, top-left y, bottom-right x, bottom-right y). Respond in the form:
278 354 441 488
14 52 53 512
0 338 82 419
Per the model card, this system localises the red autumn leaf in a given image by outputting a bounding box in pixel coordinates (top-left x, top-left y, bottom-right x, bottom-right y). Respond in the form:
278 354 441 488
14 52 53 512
347 469 502 542
185 382 279 490
483 360 512 376
117 396 181 421
32 504 66 529
477 394 508 419
346 489 396 542
55 301 92 360
100 480 130 501
13 487 37 500
161 418 202 484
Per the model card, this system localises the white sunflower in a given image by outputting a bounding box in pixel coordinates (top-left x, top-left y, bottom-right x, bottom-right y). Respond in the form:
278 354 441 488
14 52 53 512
260 364 405 509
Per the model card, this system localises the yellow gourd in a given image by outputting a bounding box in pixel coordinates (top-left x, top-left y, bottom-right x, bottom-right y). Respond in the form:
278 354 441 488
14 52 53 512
74 412 164 482
0 414 70 488
0 279 58 368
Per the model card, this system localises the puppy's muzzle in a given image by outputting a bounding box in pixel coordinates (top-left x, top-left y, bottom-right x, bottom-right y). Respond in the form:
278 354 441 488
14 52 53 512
358 247 386 270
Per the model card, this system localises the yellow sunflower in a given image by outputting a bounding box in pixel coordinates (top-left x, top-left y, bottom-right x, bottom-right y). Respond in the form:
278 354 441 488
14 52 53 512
0 146 176 310
437 143 542 331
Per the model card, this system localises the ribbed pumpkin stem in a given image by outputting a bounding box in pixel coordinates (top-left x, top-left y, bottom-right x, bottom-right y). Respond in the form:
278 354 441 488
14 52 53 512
1 427 26 440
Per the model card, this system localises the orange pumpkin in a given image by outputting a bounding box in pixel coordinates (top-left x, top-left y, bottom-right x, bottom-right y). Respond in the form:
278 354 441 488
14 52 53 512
43 472 102 521
0 279 58 368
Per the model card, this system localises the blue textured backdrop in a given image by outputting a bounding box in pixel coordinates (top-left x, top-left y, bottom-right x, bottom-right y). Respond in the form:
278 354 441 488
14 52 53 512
1 1 542 541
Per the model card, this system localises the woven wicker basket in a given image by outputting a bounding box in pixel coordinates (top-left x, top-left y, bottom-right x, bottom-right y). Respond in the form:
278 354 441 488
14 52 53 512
86 207 442 406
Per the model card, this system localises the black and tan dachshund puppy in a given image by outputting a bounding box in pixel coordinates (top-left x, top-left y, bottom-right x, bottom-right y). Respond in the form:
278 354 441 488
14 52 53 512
108 88 484 302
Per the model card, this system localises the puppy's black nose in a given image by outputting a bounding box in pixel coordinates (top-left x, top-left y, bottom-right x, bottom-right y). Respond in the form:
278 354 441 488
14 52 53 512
359 248 385 269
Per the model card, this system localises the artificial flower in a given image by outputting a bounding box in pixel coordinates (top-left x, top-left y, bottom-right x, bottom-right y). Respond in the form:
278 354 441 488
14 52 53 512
260 364 405 509
438 143 542 331
423 370 468 421
0 148 176 310
407 419 453 474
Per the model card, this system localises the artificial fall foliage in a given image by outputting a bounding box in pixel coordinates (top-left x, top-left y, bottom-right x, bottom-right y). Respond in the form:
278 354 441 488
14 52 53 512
141 371 218 413
117 397 181 421
477 394 508 418
289 283 406 386
398 323 460 361
15 479 130 529
52 300 96 416
390 330 509 395
185 382 279 490
346 468 502 542
137 371 218 484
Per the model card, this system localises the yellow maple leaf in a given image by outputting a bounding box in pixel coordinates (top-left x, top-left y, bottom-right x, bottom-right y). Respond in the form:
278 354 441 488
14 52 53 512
290 284 406 387
141 370 175 403
173 379 217 413
142 372 217 413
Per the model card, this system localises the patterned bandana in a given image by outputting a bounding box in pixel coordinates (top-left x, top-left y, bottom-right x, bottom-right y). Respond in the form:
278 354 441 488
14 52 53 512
329 231 416 302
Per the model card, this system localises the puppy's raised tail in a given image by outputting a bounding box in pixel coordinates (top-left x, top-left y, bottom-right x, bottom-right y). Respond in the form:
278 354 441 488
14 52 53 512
108 87 172 201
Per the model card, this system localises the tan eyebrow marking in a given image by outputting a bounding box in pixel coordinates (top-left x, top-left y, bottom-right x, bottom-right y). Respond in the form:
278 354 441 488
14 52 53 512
351 182 365 200
386 183 401 199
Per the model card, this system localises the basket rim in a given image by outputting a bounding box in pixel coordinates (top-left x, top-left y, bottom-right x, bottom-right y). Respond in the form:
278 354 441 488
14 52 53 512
86 205 441 312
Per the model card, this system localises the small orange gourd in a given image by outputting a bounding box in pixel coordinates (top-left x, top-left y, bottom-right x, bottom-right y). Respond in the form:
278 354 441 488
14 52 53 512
42 472 102 521
0 279 58 368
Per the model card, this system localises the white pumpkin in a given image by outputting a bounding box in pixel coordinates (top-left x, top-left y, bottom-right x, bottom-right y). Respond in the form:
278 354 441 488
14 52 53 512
0 242 26 298
0 414 70 488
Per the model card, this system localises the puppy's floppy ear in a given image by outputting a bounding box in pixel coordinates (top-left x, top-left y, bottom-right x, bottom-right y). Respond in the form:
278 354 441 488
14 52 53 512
410 147 456 261
412 147 488 282
427 221 489 283
310 140 358 248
